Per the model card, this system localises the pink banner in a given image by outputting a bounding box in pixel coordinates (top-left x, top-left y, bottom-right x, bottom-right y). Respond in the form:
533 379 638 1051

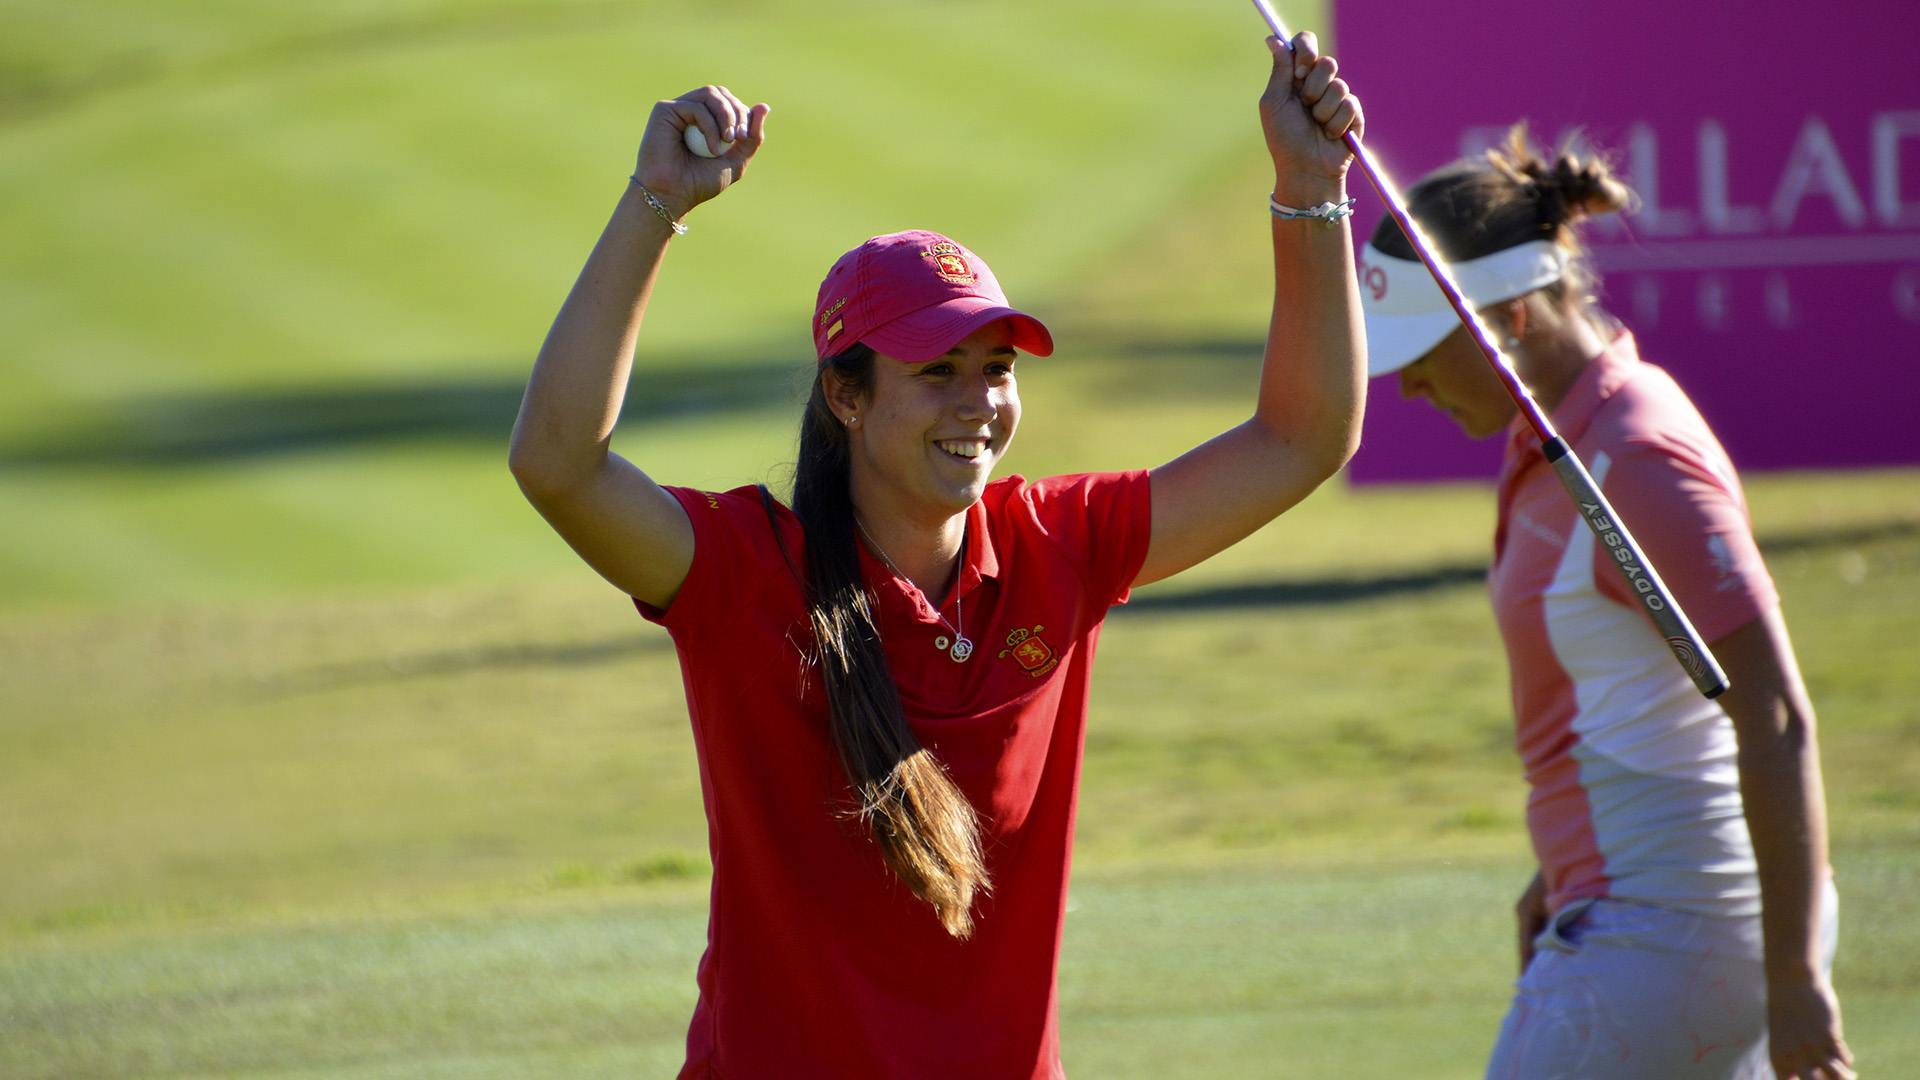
1332 0 1920 482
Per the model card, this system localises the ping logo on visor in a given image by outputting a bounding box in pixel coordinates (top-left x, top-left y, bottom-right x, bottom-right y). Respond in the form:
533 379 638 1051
1358 256 1389 302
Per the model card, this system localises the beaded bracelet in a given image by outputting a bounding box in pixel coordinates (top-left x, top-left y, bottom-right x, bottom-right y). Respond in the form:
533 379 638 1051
1269 195 1357 228
630 175 688 236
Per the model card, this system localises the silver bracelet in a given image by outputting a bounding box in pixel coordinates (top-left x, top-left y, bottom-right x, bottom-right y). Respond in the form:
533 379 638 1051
630 175 688 236
1269 194 1356 228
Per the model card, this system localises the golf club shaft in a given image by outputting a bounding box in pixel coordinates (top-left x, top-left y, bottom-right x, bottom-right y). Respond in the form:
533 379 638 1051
1248 0 1729 698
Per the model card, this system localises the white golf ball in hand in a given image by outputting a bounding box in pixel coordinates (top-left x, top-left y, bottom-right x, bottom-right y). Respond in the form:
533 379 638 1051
683 126 734 158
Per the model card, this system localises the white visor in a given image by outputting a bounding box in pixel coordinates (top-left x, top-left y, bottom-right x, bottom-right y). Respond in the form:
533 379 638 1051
1357 240 1570 376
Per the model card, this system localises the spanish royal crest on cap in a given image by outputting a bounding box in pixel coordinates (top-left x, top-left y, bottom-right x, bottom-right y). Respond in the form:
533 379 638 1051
925 241 976 284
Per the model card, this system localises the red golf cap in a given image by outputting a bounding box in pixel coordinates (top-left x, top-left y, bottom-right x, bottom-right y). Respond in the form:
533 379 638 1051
812 230 1054 363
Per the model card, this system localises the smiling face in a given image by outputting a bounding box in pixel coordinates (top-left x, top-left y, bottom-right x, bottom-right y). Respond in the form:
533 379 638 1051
838 319 1021 526
1396 324 1521 440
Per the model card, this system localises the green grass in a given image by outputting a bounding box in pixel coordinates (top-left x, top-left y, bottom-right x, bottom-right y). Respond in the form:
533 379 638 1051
9 468 1912 927
4 470 1916 1076
4 0 1918 1075
0 0 1306 610
0 0 1294 431
5 856 1917 1078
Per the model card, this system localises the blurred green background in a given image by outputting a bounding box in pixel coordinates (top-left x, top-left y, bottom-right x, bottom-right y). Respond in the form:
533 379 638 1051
2 1 1915 1077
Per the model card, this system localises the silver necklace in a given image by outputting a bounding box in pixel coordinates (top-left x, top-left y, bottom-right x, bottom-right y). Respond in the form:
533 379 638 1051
855 518 973 663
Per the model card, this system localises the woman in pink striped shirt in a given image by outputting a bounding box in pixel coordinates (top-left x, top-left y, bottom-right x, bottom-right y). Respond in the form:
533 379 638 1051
1360 127 1852 1080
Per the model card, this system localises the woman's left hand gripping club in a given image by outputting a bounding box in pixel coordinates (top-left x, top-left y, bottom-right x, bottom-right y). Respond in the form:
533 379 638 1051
1260 32 1362 202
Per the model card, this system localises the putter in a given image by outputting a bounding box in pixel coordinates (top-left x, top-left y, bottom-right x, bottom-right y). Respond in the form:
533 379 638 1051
1248 0 1729 698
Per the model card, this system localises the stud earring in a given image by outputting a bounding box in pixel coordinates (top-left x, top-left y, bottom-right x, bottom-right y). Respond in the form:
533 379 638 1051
1502 337 1520 350
846 414 858 426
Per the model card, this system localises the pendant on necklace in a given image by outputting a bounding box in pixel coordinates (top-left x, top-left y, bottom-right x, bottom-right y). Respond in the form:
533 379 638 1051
853 516 973 664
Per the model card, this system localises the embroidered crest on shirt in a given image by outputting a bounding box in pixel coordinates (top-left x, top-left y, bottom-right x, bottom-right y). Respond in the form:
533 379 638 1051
998 626 1058 678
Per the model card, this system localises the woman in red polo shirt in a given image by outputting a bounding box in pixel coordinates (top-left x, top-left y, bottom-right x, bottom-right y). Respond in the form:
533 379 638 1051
509 33 1363 1080
1360 128 1852 1080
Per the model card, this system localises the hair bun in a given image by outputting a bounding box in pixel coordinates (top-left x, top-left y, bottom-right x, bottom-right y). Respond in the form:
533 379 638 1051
1550 154 1635 220
1489 123 1637 229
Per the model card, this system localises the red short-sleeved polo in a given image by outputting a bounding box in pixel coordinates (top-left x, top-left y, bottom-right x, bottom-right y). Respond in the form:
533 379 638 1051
637 470 1152 1079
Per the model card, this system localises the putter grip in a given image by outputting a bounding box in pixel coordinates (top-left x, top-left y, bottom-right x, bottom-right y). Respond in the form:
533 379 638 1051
1541 438 1730 699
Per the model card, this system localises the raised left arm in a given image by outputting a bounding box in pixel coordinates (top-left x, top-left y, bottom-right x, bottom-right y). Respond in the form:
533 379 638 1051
1713 609 1855 1080
1135 32 1365 587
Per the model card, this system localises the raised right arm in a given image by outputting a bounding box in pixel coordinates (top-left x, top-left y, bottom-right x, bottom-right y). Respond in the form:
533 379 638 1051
508 86 769 610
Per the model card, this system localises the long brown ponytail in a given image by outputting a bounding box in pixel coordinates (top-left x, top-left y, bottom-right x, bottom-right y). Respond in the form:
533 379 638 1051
789 343 989 938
